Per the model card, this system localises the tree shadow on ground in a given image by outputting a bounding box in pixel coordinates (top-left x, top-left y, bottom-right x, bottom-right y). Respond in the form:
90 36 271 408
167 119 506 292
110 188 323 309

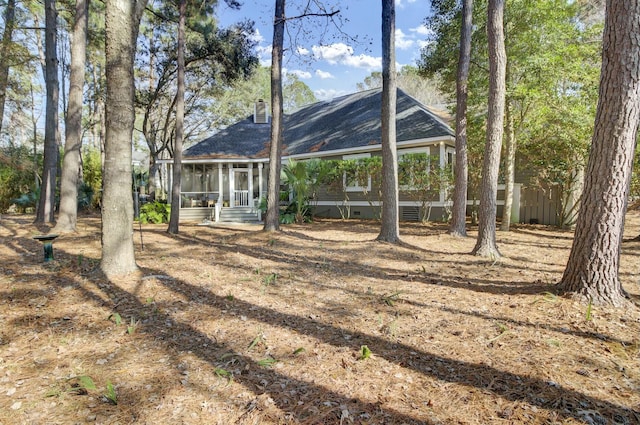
143 269 638 424
2 221 639 424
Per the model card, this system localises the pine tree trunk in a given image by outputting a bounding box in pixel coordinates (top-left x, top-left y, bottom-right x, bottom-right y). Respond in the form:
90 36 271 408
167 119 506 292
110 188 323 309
264 0 285 232
0 0 16 138
558 0 640 306
377 0 399 243
101 0 141 276
35 0 59 224
472 0 506 258
55 0 88 233
167 0 186 234
448 0 473 238
500 100 516 231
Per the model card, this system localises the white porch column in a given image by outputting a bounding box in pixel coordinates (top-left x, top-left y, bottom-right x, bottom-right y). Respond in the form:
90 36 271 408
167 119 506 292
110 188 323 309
248 163 254 207
439 142 446 203
229 164 234 207
511 183 521 224
168 164 174 206
217 163 223 202
258 163 264 199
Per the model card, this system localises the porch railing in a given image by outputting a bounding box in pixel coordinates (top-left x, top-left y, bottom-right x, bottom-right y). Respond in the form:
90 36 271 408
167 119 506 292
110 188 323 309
234 190 250 206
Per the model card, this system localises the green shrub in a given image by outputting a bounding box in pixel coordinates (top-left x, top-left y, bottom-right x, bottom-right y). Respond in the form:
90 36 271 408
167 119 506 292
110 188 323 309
138 201 170 224
11 190 38 212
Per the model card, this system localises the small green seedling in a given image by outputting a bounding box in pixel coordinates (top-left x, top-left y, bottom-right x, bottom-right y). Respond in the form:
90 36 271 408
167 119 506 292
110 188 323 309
488 322 510 343
263 273 277 286
359 345 372 360
257 357 277 368
585 297 594 321
381 291 401 306
108 312 122 326
47 375 97 397
226 293 234 301
72 375 96 394
127 317 139 335
247 332 264 351
293 347 305 355
104 382 117 405
215 367 232 378
532 291 558 304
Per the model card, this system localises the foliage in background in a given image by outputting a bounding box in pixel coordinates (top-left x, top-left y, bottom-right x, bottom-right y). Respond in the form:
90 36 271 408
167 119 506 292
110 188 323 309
137 200 171 224
357 65 449 108
399 153 453 221
419 0 602 226
282 159 324 224
82 148 102 209
0 144 40 212
208 66 318 130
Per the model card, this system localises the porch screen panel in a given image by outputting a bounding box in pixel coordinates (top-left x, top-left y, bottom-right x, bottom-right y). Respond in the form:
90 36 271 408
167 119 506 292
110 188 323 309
205 165 218 193
182 164 194 192
193 165 204 192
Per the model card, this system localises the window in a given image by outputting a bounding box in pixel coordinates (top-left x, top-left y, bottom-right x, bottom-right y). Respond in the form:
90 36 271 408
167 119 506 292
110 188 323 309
398 148 430 190
446 147 456 168
343 153 371 192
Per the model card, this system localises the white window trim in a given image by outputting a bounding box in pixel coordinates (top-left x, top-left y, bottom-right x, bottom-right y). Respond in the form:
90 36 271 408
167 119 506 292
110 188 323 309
342 153 372 192
445 146 456 166
398 147 431 191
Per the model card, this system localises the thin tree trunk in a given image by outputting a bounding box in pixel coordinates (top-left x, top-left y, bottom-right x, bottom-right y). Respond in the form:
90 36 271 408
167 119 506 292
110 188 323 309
377 0 399 243
500 100 516 231
30 84 40 190
264 0 285 232
0 0 16 137
101 0 147 276
448 0 473 238
472 0 506 258
558 0 640 306
35 0 59 224
55 0 88 233
167 0 186 234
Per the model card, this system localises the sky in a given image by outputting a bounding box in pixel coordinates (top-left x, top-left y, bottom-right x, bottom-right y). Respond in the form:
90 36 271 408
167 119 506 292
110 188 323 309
216 0 434 101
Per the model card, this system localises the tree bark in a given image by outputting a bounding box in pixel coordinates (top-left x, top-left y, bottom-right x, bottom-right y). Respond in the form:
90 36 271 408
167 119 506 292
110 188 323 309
448 0 473 238
101 0 147 276
264 0 285 232
167 0 186 234
0 0 16 138
500 100 516 231
472 0 506 258
557 0 640 306
377 0 399 243
55 0 88 233
35 0 59 224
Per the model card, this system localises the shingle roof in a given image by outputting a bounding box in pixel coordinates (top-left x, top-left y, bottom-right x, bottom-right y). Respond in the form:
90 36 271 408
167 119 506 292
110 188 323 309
184 88 454 159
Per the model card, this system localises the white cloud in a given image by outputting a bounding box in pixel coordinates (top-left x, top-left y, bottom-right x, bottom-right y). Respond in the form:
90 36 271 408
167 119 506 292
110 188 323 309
312 43 381 70
395 29 414 50
395 0 417 8
249 28 265 44
289 69 312 79
410 24 433 37
417 39 432 49
312 43 354 64
297 46 310 55
314 89 348 101
344 54 382 70
315 69 335 79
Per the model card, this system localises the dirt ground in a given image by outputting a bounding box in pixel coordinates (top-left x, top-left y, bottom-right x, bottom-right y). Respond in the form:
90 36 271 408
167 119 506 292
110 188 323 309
1 212 639 425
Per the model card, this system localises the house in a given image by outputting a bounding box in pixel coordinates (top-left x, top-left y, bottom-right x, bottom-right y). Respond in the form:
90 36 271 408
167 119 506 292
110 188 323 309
160 88 464 223
161 87 561 225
